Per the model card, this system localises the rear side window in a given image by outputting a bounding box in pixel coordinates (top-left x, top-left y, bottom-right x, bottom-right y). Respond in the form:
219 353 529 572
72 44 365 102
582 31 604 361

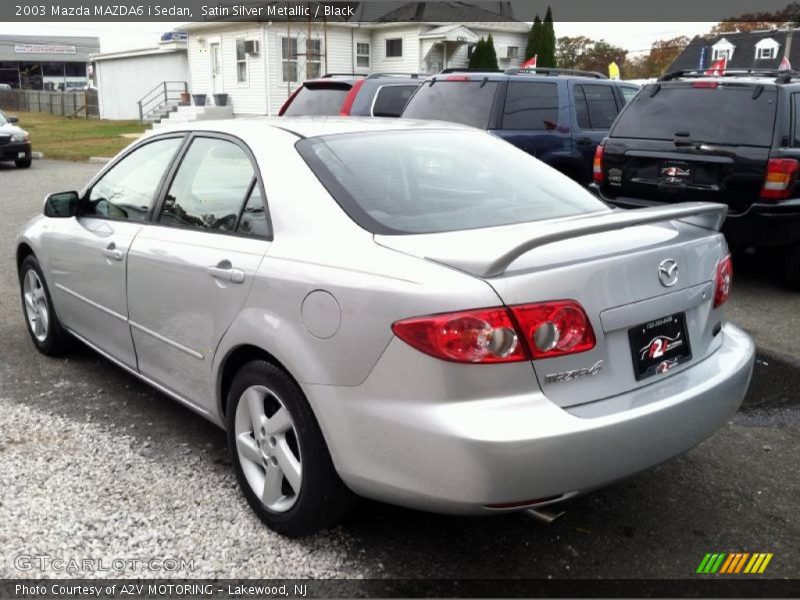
402 81 499 129
619 85 639 104
283 85 349 116
502 81 559 130
612 83 778 146
791 93 800 146
372 84 418 117
574 84 619 130
159 137 254 233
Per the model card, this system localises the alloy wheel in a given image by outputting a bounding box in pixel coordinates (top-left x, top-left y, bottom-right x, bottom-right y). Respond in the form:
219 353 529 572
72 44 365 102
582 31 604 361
234 385 303 513
23 270 49 343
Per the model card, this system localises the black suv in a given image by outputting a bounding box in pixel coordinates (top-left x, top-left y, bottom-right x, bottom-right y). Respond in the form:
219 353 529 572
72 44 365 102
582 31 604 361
279 73 422 117
401 68 640 183
592 69 800 288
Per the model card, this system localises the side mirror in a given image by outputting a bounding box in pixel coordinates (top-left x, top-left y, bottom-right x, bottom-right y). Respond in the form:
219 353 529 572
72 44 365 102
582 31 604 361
8 115 19 124
44 191 80 218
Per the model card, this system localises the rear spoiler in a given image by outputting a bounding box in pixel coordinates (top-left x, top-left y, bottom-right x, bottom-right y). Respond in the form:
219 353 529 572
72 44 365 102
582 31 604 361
471 202 727 278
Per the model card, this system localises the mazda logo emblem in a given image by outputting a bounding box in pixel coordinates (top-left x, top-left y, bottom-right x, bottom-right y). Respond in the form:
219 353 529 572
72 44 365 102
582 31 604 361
658 259 679 287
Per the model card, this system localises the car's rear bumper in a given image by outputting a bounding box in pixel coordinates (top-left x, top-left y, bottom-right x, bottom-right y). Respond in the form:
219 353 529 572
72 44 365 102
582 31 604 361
590 185 800 248
0 141 31 161
305 322 755 515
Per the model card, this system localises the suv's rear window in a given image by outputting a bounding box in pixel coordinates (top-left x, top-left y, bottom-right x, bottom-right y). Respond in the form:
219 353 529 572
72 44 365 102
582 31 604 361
283 85 349 116
612 83 778 146
372 84 418 117
401 81 499 129
297 130 607 234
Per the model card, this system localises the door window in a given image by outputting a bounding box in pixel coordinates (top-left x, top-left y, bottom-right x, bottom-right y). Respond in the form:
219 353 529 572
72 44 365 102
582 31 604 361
237 182 268 237
84 137 183 222
159 137 255 233
574 84 620 130
502 81 559 130
372 85 418 117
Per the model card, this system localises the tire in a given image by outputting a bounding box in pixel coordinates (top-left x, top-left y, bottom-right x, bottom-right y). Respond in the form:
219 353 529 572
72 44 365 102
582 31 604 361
785 244 800 291
19 255 71 355
227 360 355 536
15 157 32 168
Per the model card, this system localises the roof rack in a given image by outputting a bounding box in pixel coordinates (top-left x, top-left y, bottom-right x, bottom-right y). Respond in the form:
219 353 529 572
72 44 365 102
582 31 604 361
366 72 425 79
505 67 607 79
439 68 503 74
658 68 800 83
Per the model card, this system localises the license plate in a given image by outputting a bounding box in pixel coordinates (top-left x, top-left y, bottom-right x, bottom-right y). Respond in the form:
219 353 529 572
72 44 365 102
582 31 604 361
17 152 26 159
628 313 692 380
659 160 693 185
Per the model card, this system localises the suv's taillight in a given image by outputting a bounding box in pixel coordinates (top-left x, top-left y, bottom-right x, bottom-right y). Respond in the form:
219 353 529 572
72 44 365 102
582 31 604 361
278 86 301 116
593 144 605 182
761 158 798 200
339 79 365 116
392 301 595 364
714 254 733 308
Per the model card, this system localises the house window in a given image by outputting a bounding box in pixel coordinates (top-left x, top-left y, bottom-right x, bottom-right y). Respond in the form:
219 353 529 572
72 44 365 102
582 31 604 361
356 42 370 68
713 48 731 61
235 37 248 83
386 38 403 58
757 46 777 59
507 46 519 59
306 38 322 79
282 37 298 82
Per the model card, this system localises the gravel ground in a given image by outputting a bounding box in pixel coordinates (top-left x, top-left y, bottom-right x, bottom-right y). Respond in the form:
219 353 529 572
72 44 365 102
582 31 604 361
1 160 798 581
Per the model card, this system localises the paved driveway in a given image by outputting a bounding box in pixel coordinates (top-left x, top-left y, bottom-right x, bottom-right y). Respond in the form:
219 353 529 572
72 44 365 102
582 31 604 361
1 161 797 581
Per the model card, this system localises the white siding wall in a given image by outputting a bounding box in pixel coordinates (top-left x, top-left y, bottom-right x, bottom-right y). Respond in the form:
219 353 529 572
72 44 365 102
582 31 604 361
96 51 188 120
369 25 423 74
444 28 528 70
187 33 211 97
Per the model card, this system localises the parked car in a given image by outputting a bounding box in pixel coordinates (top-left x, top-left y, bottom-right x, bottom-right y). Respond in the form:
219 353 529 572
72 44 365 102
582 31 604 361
0 109 32 168
17 118 754 536
279 73 423 117
401 68 640 183
592 69 800 288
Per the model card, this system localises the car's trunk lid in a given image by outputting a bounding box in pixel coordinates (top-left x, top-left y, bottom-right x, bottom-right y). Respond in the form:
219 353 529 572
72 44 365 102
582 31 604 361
376 204 729 408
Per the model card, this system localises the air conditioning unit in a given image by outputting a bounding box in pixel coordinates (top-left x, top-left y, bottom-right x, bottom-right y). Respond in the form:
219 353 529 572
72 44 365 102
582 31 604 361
244 40 260 55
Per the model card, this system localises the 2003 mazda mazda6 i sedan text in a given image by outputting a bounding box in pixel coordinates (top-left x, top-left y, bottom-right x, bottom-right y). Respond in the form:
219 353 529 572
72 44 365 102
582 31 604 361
16 118 755 536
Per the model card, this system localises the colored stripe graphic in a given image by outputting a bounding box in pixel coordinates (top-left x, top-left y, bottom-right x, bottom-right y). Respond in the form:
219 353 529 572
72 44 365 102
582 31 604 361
698 552 772 574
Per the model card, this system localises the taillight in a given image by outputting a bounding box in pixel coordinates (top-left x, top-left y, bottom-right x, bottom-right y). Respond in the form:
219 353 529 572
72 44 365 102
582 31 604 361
392 300 595 364
714 254 733 308
446 75 471 81
593 144 604 182
760 158 798 200
510 301 596 359
339 79 365 116
692 81 719 88
392 307 527 364
278 86 301 116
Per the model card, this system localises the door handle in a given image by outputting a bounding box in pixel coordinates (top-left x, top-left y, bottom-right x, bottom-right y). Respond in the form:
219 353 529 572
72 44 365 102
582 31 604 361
102 243 124 261
207 264 245 284
576 137 593 146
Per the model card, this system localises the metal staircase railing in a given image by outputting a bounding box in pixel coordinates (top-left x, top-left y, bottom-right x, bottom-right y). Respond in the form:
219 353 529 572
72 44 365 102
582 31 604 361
137 81 188 123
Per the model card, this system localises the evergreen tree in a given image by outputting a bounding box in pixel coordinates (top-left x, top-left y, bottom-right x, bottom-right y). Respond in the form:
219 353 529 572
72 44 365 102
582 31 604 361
468 37 499 70
468 38 486 69
525 15 543 61
485 34 499 70
540 7 557 68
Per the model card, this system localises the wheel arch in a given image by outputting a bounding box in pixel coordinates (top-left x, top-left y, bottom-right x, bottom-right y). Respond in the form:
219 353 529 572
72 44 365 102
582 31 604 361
16 242 35 277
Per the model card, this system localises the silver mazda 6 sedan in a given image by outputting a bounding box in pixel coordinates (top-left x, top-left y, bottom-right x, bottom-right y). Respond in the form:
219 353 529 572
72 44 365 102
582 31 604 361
16 118 755 536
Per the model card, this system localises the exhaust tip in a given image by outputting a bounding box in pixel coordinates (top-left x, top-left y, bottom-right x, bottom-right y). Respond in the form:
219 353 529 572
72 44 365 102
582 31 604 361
524 507 566 524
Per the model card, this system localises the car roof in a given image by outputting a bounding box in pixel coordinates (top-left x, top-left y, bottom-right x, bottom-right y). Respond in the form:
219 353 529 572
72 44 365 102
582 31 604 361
150 116 473 140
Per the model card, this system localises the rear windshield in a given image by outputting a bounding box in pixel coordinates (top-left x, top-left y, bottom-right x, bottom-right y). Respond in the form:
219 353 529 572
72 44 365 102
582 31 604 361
612 83 778 146
283 85 349 116
297 129 607 234
401 81 499 129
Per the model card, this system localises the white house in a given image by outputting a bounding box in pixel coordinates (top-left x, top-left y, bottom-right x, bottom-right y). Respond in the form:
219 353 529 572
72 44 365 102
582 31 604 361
181 11 529 116
92 36 189 120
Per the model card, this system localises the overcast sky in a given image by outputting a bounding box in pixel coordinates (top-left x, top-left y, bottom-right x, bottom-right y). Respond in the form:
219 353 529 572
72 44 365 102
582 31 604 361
4 21 716 54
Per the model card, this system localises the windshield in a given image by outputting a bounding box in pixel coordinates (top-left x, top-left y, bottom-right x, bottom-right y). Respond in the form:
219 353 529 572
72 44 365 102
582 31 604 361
297 129 608 234
612 83 778 146
0 110 7 126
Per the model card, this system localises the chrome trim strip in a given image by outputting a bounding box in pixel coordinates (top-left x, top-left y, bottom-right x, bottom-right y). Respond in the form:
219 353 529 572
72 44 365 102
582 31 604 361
66 327 213 420
54 283 128 323
129 320 205 360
